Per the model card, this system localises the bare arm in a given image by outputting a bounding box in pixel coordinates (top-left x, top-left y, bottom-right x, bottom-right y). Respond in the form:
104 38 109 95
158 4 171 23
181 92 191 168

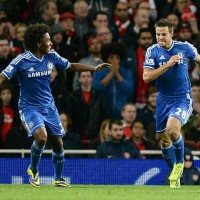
70 63 111 72
194 54 200 72
143 55 180 83
0 73 7 86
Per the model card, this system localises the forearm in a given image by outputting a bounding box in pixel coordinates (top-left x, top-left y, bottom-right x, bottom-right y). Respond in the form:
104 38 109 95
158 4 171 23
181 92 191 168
0 73 6 86
195 55 200 72
101 71 115 86
70 63 96 72
115 71 123 82
143 63 171 83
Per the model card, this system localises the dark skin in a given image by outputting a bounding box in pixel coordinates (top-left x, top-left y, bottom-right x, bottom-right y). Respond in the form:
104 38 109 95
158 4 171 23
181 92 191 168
0 32 111 151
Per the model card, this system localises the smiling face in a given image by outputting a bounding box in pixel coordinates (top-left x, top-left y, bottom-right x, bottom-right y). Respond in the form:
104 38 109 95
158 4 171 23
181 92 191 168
156 26 173 49
39 33 52 54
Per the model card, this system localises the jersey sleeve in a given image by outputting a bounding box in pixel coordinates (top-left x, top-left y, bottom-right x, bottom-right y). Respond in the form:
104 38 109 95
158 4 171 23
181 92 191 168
185 41 198 60
1 56 20 79
143 46 156 69
50 50 71 71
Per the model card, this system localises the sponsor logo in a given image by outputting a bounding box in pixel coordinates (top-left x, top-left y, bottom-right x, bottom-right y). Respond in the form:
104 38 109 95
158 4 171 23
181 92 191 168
28 70 52 78
5 65 14 73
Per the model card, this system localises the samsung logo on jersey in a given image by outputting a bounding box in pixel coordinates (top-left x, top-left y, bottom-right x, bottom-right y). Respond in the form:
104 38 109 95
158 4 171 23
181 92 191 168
28 70 52 78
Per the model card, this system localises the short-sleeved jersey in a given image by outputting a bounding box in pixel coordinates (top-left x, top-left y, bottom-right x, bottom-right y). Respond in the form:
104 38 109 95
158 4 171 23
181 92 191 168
2 50 70 109
144 41 198 96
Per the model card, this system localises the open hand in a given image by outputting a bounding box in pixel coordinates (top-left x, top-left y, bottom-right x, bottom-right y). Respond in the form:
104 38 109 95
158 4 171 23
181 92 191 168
95 63 112 71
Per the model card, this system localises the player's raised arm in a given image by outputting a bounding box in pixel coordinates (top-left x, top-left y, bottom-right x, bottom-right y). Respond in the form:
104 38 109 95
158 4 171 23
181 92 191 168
69 63 111 72
0 73 7 86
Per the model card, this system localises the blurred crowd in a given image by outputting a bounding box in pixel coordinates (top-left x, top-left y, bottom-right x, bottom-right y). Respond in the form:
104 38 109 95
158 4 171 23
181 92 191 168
0 0 200 159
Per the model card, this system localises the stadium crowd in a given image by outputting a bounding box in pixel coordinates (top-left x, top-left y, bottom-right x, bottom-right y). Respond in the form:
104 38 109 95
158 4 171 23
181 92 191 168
0 0 200 159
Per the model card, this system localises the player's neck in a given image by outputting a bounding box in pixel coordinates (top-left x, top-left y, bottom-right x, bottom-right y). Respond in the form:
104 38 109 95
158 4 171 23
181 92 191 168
32 51 43 59
165 40 173 49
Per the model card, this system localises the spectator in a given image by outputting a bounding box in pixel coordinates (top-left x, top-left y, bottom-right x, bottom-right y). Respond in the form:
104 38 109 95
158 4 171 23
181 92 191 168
136 0 157 21
166 13 180 37
58 12 82 91
92 42 134 119
183 81 200 140
0 36 11 72
4 125 32 150
50 68 71 115
73 34 103 91
134 28 154 107
164 148 200 185
50 23 65 53
73 0 90 40
81 11 114 56
113 1 131 38
0 4 8 20
129 119 158 159
137 86 158 142
122 8 150 47
0 17 15 40
97 26 113 44
71 71 109 143
96 119 141 159
89 118 111 149
0 36 19 96
87 0 114 22
30 0 59 27
121 102 137 139
59 112 82 158
0 83 20 147
12 23 27 52
176 21 193 43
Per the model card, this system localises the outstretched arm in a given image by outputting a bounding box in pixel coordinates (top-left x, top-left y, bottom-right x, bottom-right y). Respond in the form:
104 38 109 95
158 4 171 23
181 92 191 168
143 55 180 83
0 73 7 86
70 63 111 72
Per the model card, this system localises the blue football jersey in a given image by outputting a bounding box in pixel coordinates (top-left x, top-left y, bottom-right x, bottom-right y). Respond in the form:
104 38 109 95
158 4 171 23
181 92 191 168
144 41 198 96
2 50 70 109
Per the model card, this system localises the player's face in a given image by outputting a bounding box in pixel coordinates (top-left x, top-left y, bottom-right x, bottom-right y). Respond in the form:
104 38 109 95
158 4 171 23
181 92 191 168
39 33 52 54
156 26 173 49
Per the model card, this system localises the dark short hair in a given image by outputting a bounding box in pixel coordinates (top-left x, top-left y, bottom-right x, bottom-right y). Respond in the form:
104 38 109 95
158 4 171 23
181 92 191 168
24 23 50 52
101 42 125 62
191 80 200 87
109 120 123 130
154 18 174 33
138 28 153 38
94 11 108 21
78 71 93 77
0 83 13 94
146 86 157 99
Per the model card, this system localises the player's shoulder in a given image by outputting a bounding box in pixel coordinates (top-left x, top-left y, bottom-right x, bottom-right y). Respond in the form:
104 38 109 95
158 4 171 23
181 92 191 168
46 49 60 57
10 51 32 65
174 40 193 47
146 44 159 57
146 44 159 53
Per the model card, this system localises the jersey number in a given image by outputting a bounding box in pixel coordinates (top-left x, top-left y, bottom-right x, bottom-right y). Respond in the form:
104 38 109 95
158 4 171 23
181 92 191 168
175 108 186 119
